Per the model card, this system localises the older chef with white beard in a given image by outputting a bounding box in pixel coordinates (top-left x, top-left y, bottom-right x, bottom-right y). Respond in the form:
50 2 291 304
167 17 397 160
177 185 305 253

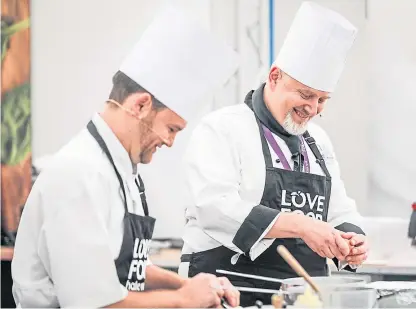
179 1 369 306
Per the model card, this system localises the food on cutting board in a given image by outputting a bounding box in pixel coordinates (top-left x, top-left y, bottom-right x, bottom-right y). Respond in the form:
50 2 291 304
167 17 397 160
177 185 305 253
293 286 323 308
271 294 284 308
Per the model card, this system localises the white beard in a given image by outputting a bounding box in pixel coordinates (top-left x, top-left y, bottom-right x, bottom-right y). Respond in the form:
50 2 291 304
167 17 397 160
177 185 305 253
282 111 308 136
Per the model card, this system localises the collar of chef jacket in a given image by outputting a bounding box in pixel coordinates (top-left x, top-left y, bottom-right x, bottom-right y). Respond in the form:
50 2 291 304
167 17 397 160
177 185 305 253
91 113 139 178
249 83 301 155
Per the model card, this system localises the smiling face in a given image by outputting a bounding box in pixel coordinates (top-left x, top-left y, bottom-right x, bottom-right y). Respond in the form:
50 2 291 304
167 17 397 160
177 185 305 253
264 66 331 135
137 107 186 164
115 92 187 164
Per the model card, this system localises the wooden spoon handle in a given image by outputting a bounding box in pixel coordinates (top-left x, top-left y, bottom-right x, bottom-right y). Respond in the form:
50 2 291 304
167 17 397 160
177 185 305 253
276 245 321 295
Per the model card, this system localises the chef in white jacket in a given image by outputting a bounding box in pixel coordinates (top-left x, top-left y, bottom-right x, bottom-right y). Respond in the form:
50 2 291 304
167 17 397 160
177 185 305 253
11 6 240 308
179 2 369 306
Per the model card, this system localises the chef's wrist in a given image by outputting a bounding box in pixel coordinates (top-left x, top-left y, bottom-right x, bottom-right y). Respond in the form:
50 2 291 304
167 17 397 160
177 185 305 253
267 212 310 239
166 274 187 290
293 214 311 238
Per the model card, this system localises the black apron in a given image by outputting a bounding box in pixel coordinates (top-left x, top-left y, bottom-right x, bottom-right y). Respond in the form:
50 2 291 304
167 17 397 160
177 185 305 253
87 121 156 292
182 102 332 306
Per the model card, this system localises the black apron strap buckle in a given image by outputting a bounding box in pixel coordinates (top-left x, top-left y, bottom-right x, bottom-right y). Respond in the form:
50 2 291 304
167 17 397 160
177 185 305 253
304 135 316 145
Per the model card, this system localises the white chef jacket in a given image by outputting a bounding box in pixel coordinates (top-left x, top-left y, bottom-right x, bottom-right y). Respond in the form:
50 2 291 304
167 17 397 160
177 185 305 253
12 113 148 308
181 103 363 263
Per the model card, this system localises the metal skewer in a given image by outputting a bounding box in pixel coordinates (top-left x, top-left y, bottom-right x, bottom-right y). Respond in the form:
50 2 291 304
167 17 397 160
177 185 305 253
235 286 287 295
216 269 283 283
212 282 287 295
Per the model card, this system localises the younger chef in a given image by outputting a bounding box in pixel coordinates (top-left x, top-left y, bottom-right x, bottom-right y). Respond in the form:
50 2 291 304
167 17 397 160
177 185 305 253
12 6 240 308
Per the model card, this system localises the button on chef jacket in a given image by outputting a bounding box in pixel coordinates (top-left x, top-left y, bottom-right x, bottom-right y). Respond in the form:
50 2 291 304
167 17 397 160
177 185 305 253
12 114 148 308
181 102 364 262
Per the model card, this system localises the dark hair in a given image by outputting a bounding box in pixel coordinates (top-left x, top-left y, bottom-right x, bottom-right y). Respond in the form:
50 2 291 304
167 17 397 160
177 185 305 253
108 70 166 110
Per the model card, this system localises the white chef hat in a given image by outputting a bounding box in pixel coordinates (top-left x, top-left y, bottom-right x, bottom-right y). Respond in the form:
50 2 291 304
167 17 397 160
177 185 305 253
274 1 357 92
119 5 239 121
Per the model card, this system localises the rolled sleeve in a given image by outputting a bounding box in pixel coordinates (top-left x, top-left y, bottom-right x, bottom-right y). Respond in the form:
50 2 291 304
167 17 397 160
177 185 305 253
248 213 280 260
335 222 365 236
233 206 280 254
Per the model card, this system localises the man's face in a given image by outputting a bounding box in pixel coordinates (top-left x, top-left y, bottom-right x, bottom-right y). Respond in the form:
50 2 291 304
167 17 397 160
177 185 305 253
266 66 331 135
137 108 186 164
121 93 186 165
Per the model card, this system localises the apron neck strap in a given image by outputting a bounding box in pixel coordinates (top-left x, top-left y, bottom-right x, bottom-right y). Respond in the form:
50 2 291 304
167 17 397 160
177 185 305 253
302 131 331 179
87 120 150 216
135 174 149 216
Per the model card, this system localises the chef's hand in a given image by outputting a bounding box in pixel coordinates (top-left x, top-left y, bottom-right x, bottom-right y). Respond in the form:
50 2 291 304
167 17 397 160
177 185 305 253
177 273 224 308
218 276 240 307
341 232 369 266
301 218 350 261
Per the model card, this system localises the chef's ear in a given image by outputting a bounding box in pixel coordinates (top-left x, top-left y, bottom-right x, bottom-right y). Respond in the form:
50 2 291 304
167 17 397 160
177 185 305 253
129 92 153 119
269 66 283 87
